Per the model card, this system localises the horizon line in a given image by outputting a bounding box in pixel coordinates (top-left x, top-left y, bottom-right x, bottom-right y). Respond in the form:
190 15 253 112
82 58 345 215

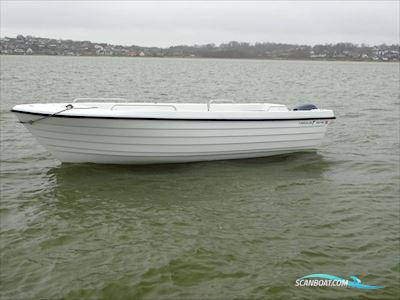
1 34 399 48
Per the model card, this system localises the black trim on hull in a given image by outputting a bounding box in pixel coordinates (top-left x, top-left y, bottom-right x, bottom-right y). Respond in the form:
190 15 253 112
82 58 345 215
11 109 336 121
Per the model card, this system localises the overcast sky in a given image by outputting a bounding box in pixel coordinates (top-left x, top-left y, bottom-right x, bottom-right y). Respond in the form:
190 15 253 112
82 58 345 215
1 1 399 47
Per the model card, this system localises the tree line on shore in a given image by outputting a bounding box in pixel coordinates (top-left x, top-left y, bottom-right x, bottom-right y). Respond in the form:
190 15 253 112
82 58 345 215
1 35 399 61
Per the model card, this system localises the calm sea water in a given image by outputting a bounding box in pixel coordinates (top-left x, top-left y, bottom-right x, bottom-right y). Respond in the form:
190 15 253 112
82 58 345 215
0 56 399 299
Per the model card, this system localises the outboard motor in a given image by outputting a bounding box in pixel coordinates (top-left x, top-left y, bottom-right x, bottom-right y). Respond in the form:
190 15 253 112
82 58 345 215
293 104 318 111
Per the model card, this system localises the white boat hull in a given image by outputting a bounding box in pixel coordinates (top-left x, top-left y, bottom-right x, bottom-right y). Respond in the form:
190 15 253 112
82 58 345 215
13 111 332 164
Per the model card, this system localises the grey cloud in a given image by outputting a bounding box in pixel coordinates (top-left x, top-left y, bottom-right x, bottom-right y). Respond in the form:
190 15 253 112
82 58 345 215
1 1 398 47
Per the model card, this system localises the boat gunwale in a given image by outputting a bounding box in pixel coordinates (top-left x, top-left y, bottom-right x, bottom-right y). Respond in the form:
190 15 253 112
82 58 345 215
11 109 336 121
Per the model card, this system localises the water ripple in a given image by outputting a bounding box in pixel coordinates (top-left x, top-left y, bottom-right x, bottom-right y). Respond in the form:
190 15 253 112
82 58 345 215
1 57 399 299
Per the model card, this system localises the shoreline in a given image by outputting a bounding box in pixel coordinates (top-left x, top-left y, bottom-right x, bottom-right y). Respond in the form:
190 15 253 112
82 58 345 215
1 54 398 63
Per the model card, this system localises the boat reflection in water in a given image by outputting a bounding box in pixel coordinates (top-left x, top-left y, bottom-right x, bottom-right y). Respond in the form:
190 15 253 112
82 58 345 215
44 151 333 210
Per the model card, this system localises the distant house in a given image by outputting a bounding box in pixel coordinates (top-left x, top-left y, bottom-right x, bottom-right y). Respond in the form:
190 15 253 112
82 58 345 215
94 44 105 55
104 47 114 56
26 48 34 55
139 51 145 57
310 53 327 58
14 48 25 54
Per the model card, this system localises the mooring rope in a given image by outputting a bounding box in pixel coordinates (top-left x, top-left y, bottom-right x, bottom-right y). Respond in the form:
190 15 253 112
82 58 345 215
20 104 74 125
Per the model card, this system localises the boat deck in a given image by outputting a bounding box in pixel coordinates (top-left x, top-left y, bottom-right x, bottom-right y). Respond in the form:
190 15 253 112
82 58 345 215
12 98 335 121
70 99 290 112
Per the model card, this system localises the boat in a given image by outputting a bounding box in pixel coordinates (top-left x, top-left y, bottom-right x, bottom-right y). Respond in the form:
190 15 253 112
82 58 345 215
11 98 335 164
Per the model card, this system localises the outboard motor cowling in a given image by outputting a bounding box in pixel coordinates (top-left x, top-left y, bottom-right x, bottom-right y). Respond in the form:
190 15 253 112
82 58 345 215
293 104 318 111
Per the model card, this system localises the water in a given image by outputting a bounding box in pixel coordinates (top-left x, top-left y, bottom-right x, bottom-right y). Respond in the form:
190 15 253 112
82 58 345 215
0 56 399 299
